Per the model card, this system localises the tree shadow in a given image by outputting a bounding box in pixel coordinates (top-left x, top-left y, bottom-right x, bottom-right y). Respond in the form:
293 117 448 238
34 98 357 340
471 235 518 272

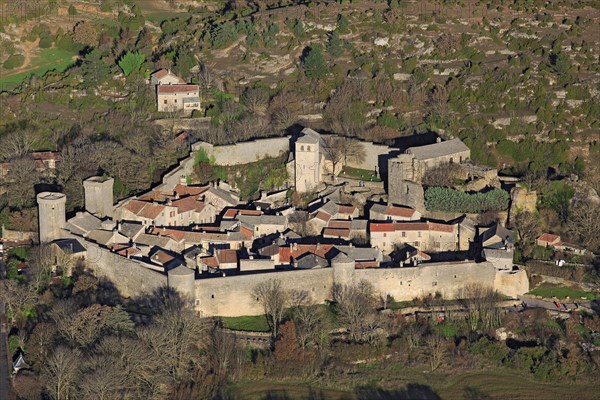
356 383 441 400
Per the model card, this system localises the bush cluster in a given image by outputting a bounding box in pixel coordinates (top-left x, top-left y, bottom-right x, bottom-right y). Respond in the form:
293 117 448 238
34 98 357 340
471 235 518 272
425 186 510 213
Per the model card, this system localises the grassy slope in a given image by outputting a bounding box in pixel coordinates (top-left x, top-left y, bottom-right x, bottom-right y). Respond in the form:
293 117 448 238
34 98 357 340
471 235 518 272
0 47 77 90
529 284 596 300
221 315 270 332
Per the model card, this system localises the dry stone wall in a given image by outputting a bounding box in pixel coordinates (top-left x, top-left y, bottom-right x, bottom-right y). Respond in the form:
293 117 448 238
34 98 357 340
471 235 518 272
193 137 291 166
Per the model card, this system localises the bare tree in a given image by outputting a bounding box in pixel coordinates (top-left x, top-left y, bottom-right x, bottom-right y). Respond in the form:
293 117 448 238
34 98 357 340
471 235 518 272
422 162 462 187
42 347 81 400
426 333 446 371
321 136 345 176
242 87 269 115
137 296 208 382
289 290 323 349
457 284 503 332
512 211 542 247
208 323 242 378
0 280 39 327
331 280 376 343
0 130 38 160
567 203 600 252
253 279 288 338
340 138 366 167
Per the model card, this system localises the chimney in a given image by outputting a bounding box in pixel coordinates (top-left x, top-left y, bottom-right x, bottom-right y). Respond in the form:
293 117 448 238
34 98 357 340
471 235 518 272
406 251 410 260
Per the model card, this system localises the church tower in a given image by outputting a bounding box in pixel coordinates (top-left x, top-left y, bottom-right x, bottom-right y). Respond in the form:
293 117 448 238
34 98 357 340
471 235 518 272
294 128 321 193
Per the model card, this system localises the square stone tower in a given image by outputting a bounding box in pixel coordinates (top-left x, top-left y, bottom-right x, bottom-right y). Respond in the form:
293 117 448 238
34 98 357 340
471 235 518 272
294 129 321 193
83 176 114 218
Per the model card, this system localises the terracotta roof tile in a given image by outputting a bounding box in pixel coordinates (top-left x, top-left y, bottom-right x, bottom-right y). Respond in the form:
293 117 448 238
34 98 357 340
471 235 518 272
217 249 238 264
385 205 417 218
157 85 199 94
537 233 561 243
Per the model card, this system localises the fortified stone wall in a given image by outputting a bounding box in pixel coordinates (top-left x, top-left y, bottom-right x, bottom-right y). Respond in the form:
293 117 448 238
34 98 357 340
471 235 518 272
345 140 396 176
194 269 334 316
1 227 38 243
83 240 168 298
193 137 291 166
354 261 498 301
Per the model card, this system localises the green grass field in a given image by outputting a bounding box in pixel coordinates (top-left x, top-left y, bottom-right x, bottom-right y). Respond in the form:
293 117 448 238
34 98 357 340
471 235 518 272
221 315 270 332
529 285 596 300
0 47 77 91
339 166 381 182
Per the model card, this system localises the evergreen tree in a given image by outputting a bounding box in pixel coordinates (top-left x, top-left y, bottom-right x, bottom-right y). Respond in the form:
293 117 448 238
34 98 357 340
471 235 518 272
327 31 344 57
302 46 328 80
118 51 145 76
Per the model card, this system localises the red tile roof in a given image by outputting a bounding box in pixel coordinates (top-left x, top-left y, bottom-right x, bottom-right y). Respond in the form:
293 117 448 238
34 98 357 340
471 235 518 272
370 223 395 233
217 249 238 265
370 221 454 233
315 211 331 222
537 233 561 244
199 255 219 268
172 196 205 213
327 220 351 229
223 208 262 219
240 225 254 240
278 244 335 263
337 205 357 215
174 184 209 197
157 85 199 94
385 205 417 218
323 228 350 238
355 261 378 269
31 151 60 161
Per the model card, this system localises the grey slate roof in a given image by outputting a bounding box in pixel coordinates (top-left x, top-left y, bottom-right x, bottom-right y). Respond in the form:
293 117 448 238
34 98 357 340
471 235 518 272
53 238 86 254
119 221 144 240
66 212 102 236
295 253 328 269
407 138 469 160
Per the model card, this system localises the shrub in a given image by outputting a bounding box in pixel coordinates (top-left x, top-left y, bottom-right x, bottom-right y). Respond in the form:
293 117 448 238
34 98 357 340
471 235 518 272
118 51 145 76
39 36 53 49
3 54 25 69
425 187 510 213
302 45 328 80
68 5 77 15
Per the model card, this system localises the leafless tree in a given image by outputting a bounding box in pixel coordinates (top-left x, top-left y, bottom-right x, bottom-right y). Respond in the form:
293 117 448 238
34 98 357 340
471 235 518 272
1 157 41 210
137 296 209 382
321 136 345 176
422 162 462 187
42 347 81 400
289 290 323 349
0 129 38 160
567 203 600 252
340 138 366 167
253 279 288 338
457 284 503 332
208 324 242 378
268 90 302 130
242 87 269 115
27 245 54 292
79 354 128 400
426 333 446 371
331 280 376 343
0 280 39 327
511 211 542 247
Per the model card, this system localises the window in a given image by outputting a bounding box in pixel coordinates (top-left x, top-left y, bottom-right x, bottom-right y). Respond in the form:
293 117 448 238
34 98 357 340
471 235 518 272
195 299 201 306
174 99 177 103
414 241 420 247
418 232 422 238
163 99 167 104
211 294 214 299
401 231 406 238
432 281 437 287
307 146 311 151
383 233 387 237
300 145 304 151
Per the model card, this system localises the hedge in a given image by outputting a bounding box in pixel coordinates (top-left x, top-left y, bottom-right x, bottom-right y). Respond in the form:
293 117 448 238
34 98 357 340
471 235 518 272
3 54 25 69
425 186 510 213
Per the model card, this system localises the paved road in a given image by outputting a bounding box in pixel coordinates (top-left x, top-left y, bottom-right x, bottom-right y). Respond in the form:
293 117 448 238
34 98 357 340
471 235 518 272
518 296 590 313
0 301 11 400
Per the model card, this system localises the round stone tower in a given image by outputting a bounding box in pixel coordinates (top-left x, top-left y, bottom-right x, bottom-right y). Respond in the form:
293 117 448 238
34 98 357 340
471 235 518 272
37 192 67 243
332 251 355 286
167 265 195 301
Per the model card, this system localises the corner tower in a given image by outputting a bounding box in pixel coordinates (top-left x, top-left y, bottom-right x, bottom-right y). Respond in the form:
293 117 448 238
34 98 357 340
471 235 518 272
37 192 66 243
83 176 114 218
294 129 321 193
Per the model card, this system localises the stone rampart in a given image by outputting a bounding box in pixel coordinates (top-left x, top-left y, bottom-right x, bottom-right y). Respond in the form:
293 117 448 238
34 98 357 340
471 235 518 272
83 240 168 298
1 226 38 243
194 269 334 317
193 137 291 166
354 262 498 301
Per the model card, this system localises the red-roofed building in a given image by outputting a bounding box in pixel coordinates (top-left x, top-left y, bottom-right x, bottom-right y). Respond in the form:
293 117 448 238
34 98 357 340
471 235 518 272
151 69 186 85
536 233 561 248
369 220 458 255
369 203 421 221
157 84 201 112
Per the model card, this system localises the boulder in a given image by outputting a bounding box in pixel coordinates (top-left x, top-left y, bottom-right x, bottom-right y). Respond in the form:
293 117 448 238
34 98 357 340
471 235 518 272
510 185 537 218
